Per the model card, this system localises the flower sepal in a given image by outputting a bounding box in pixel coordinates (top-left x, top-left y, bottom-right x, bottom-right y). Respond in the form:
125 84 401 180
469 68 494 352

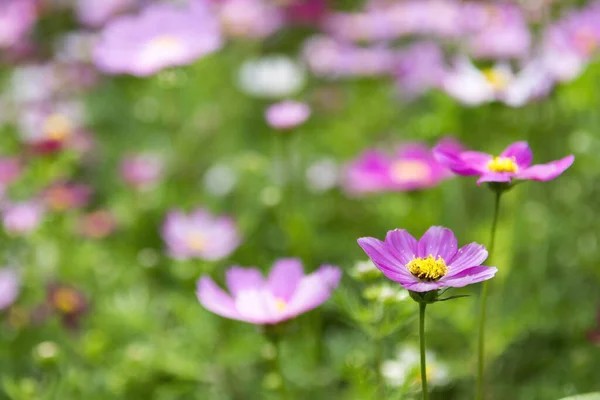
486 181 515 194
409 290 441 304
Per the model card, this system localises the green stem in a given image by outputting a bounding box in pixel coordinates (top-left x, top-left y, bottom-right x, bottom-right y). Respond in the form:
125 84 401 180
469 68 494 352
419 303 428 400
270 334 289 400
476 190 502 400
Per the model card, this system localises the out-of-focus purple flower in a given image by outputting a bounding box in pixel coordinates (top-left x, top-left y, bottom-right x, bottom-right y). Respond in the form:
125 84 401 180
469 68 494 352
47 283 88 328
78 210 117 239
162 208 241 261
540 4 600 82
120 153 163 189
265 101 311 130
0 0 39 50
303 36 397 78
358 226 497 292
433 141 574 185
283 0 327 25
43 182 92 211
0 269 20 310
18 100 85 153
197 258 341 324
93 2 222 76
342 140 459 195
0 158 22 185
461 3 530 59
442 57 554 107
76 0 138 27
2 201 44 235
217 0 283 39
394 41 446 98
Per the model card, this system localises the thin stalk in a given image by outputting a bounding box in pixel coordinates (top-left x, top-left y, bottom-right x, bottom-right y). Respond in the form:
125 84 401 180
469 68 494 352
475 190 502 400
419 302 428 400
270 334 289 400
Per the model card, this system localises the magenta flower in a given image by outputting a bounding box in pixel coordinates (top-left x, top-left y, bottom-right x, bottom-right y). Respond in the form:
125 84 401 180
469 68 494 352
0 157 22 185
265 101 311 130
433 141 574 185
0 0 38 49
120 153 163 189
358 226 497 292
162 208 240 261
342 140 459 195
93 2 222 76
2 201 44 235
197 259 341 324
0 268 20 310
44 182 92 212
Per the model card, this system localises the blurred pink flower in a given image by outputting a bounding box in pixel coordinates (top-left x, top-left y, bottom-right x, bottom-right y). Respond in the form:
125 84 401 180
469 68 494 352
47 282 89 329
217 0 283 39
0 269 20 310
78 210 117 239
162 208 241 261
0 157 22 185
43 183 92 212
120 153 163 189
0 0 39 50
2 201 44 235
394 41 446 98
93 2 222 76
197 258 341 324
76 0 138 27
342 140 459 195
265 101 311 130
283 0 327 25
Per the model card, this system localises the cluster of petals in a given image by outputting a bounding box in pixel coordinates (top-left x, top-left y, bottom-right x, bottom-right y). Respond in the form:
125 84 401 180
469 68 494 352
197 259 341 324
358 226 497 292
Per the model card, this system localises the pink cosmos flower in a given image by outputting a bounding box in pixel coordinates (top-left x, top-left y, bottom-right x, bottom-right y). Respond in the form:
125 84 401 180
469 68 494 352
162 208 240 261
76 0 139 28
342 140 459 195
43 182 92 212
0 0 38 50
433 141 574 185
265 101 311 130
120 153 163 189
197 259 341 324
216 0 283 39
0 157 22 185
0 268 20 310
358 226 497 292
78 210 117 239
93 2 222 76
2 201 44 235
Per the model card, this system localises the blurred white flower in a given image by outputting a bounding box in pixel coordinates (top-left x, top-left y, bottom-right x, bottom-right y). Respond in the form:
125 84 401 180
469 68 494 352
381 345 449 388
203 164 238 197
306 158 339 192
238 55 306 98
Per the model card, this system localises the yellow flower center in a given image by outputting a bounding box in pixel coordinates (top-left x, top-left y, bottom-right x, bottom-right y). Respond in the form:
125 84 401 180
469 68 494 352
147 35 183 53
53 289 80 314
482 68 509 90
275 298 287 312
487 156 518 173
390 160 430 183
43 114 72 141
187 233 207 251
407 255 448 281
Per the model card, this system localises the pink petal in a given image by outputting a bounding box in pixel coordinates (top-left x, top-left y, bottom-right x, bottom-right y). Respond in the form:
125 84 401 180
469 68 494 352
267 258 304 302
447 243 488 276
357 237 414 281
384 229 418 265
235 289 281 325
433 146 490 175
441 266 497 288
516 155 574 181
476 172 514 185
196 277 242 320
417 226 457 260
286 265 340 317
226 267 265 296
402 281 444 292
500 141 532 168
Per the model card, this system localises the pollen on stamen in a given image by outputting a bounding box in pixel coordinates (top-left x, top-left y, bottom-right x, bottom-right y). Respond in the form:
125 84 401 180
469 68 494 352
275 298 287 312
407 255 448 281
487 156 518 173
